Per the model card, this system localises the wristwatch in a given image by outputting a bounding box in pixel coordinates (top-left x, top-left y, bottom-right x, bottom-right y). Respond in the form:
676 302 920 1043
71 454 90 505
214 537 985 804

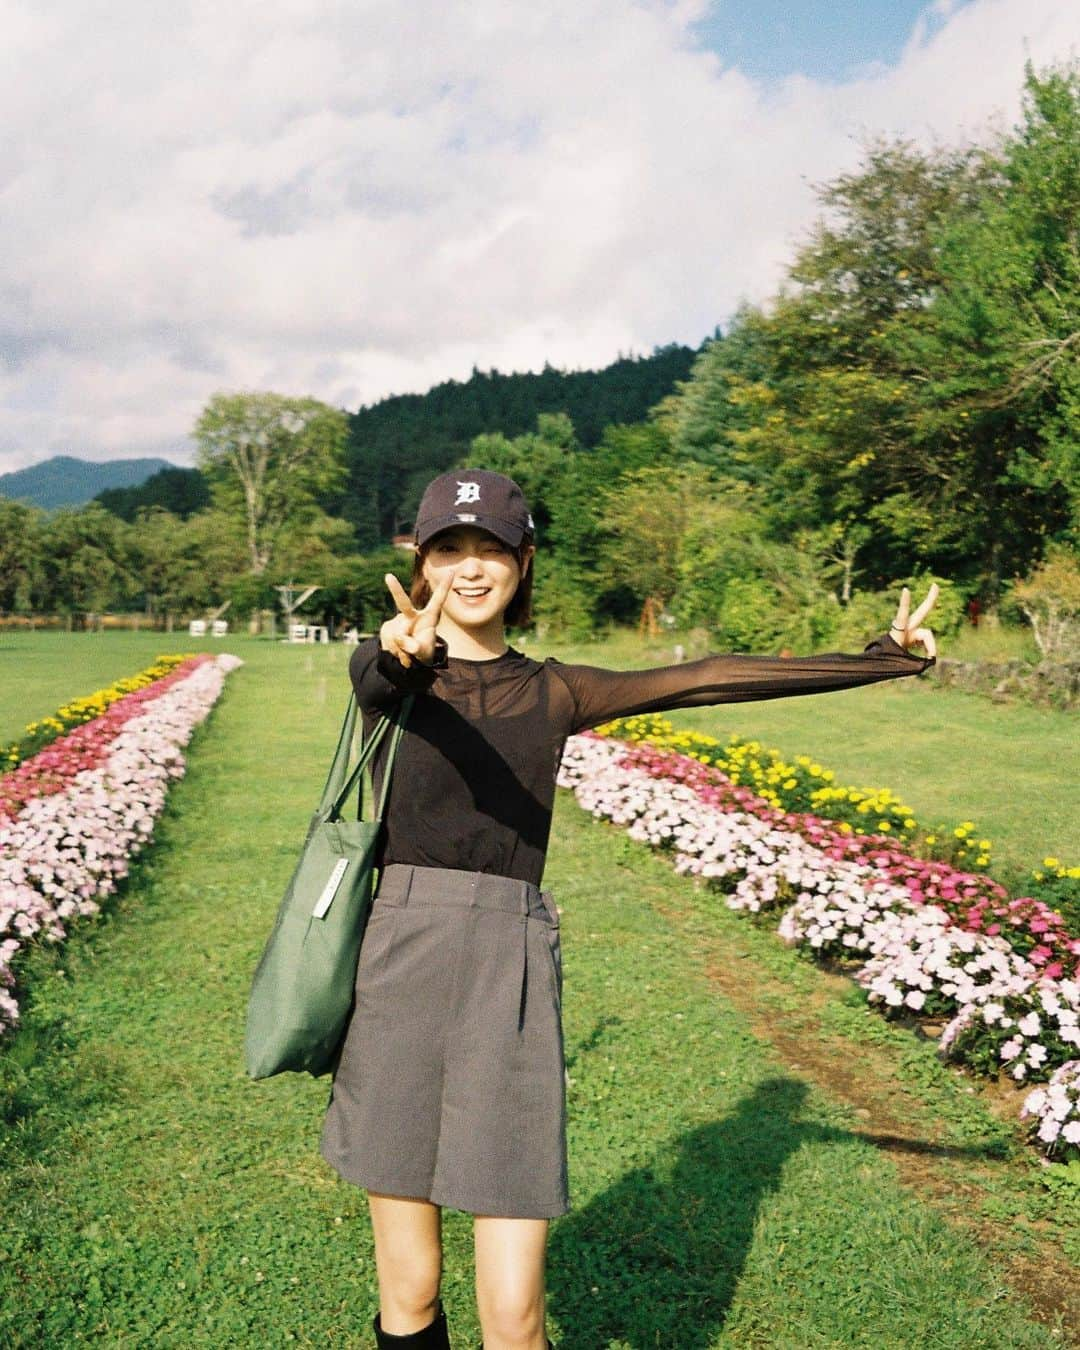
420 635 450 669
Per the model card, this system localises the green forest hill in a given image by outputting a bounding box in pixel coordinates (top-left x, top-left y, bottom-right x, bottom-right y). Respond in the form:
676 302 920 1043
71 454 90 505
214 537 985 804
1 61 1077 658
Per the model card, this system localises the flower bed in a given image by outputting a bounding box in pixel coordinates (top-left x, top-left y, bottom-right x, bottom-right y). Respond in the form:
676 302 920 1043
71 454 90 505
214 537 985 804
0 653 243 1035
556 729 1080 1166
2 653 197 772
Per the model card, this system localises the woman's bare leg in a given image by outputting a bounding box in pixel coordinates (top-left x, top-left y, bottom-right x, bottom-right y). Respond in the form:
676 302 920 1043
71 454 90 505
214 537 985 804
367 1192 444 1334
474 1215 550 1350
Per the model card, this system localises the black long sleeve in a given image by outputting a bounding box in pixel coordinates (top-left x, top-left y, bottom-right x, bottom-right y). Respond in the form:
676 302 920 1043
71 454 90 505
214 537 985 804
348 635 449 712
546 633 935 735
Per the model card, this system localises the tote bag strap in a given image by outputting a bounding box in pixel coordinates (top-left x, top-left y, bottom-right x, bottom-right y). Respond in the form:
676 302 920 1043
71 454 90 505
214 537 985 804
319 690 372 812
372 697 412 822
328 693 414 822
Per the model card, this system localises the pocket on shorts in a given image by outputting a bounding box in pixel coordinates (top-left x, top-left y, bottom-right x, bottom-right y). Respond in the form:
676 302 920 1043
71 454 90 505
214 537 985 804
539 889 560 927
543 922 563 1003
355 903 400 986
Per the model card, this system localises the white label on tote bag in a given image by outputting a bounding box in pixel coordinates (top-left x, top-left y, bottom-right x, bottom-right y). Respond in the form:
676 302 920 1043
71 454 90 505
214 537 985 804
312 858 350 919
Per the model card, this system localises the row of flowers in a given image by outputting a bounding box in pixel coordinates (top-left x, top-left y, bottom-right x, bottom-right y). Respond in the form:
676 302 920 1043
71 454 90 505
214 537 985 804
555 729 1080 1165
0 653 243 1035
2 653 197 773
597 714 1079 920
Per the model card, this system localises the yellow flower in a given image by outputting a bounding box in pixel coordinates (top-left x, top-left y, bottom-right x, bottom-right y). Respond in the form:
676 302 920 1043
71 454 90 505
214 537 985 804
1043 857 1060 869
925 835 937 845
903 818 916 830
953 827 967 839
979 840 991 851
878 821 891 831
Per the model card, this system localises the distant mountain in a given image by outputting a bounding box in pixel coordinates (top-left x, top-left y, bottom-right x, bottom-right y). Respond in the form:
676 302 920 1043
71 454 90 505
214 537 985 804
0 454 177 510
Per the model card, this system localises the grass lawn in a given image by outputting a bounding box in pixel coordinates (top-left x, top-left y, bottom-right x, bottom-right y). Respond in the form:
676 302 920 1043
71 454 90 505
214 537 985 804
0 630 216 743
0 635 1076 1346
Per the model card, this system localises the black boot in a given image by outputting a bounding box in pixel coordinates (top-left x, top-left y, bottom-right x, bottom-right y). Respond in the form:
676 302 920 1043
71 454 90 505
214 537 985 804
373 1297 450 1347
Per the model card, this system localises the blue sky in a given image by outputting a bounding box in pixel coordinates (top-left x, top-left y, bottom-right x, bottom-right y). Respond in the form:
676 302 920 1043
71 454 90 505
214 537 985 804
691 0 969 83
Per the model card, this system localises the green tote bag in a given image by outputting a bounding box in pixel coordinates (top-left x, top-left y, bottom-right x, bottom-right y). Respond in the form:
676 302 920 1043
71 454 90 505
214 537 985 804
244 690 414 1081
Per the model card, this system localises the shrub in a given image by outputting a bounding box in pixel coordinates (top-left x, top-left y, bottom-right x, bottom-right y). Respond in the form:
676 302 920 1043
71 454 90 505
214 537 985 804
716 576 786 651
1011 544 1080 660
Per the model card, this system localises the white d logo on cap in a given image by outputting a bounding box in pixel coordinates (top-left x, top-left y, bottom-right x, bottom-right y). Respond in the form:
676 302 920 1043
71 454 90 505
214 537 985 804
454 481 481 504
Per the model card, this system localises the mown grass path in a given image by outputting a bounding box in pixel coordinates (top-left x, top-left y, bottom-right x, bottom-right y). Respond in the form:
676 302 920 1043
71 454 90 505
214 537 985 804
1 639 1075 1346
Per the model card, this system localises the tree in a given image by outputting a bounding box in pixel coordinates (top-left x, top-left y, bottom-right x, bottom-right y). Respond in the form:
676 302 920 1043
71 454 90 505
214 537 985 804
95 465 211 521
593 463 720 624
0 499 46 613
468 411 581 538
127 505 248 627
1011 544 1080 659
37 504 134 618
193 391 350 575
653 61 1080 597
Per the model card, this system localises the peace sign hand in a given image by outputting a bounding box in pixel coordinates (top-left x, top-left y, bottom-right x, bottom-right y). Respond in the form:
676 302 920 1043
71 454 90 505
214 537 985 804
380 570 454 668
889 583 938 659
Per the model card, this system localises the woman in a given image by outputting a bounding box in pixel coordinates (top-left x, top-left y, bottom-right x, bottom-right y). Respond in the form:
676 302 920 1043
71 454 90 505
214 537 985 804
320 468 938 1349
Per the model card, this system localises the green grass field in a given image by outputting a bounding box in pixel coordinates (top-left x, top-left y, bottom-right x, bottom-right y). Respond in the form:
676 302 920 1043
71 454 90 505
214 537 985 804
1 634 1077 1346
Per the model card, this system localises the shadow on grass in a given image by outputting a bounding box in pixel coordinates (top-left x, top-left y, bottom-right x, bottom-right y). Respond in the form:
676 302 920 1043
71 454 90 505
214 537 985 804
548 1075 1002 1349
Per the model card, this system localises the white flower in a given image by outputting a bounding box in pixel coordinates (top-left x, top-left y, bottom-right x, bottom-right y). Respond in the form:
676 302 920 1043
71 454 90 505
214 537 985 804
1022 1088 1048 1117
1038 1116 1061 1143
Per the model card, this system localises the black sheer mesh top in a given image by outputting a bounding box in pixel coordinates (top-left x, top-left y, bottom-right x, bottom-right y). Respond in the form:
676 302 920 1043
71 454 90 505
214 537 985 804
349 632 935 888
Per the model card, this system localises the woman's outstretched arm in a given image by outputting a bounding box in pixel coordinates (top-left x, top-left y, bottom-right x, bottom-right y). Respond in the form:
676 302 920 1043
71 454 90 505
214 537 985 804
549 585 940 735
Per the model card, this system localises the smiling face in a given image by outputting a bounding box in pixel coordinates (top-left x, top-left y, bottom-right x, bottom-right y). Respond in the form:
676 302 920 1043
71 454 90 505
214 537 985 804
419 525 534 633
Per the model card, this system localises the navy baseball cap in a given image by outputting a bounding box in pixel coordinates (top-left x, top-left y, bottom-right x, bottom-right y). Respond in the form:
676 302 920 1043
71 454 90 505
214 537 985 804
413 469 535 549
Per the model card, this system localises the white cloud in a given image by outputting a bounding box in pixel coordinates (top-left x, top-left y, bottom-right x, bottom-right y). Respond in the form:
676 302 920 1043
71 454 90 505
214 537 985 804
1 0 1078 472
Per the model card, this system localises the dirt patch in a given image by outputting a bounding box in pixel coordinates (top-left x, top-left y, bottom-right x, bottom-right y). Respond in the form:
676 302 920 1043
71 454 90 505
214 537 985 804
649 895 1080 1342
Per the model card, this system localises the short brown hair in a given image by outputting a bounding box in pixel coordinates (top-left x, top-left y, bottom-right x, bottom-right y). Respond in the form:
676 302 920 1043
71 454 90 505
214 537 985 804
410 535 535 628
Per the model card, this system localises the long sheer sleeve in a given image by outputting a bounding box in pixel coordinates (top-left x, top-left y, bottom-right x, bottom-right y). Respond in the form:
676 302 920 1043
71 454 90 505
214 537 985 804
348 635 449 712
547 633 935 735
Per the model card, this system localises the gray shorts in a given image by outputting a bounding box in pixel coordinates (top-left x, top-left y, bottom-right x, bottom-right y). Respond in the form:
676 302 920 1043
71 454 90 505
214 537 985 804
319 863 569 1219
